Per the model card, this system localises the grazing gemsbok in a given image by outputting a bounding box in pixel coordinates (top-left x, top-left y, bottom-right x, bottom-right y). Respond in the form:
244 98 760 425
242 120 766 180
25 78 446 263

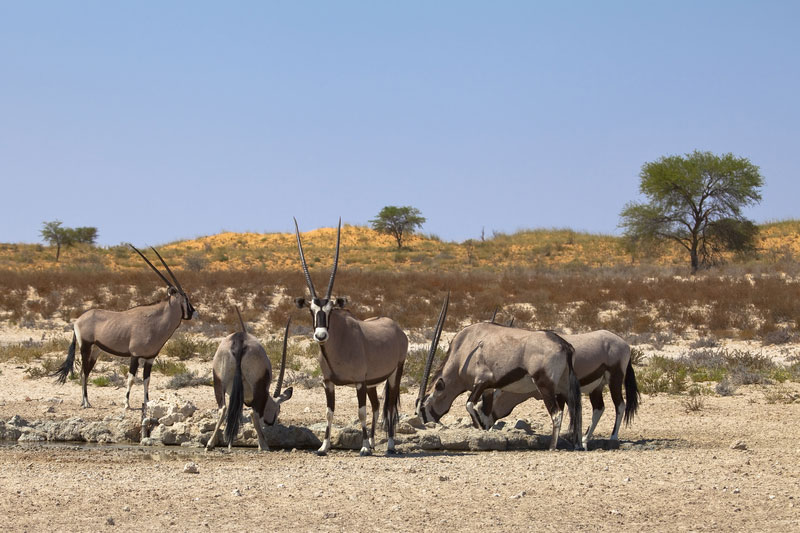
206 310 294 451
477 330 640 447
416 302 583 450
294 218 408 456
53 245 196 408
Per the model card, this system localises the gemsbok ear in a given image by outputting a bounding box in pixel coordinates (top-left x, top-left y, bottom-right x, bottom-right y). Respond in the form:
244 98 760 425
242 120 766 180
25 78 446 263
294 298 307 309
278 387 293 403
168 287 178 296
335 297 347 308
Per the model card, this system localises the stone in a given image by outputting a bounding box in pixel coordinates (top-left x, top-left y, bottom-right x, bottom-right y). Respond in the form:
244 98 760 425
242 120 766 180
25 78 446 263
158 412 185 426
145 401 171 420
469 433 508 451
418 433 442 450
7 415 29 427
178 401 197 418
395 421 418 435
730 441 748 451
334 427 363 450
183 462 199 474
513 419 532 432
439 431 470 451
405 415 425 429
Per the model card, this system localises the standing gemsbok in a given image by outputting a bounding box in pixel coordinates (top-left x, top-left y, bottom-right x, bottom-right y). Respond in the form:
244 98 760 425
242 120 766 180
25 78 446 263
477 330 640 448
53 245 196 408
416 298 583 450
293 218 408 456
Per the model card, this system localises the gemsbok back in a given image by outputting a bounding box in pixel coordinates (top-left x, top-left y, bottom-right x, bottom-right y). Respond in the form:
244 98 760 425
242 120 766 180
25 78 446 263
53 245 196 408
416 297 583 450
477 329 640 447
294 218 408 456
206 309 294 451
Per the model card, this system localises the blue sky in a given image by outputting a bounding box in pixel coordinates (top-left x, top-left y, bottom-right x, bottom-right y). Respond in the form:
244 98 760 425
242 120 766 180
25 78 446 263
1 1 798 246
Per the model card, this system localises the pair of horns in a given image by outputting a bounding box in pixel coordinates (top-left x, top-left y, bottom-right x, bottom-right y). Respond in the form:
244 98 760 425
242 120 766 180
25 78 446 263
416 292 450 411
129 244 185 294
294 218 341 300
234 306 290 398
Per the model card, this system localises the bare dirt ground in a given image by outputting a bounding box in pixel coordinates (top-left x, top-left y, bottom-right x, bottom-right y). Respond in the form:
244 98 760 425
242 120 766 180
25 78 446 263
2 350 800 532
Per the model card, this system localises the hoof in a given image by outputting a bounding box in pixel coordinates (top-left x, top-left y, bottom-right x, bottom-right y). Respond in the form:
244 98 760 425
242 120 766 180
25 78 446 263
359 448 372 457
386 448 399 456
316 450 328 457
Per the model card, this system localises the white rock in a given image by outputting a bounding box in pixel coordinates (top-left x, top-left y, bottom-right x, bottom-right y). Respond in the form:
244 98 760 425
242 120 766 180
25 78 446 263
183 462 199 474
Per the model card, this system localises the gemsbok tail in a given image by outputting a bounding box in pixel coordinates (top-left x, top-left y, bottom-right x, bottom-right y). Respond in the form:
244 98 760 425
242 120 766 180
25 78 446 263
564 341 582 448
224 331 247 446
382 362 403 435
623 357 640 426
53 332 77 384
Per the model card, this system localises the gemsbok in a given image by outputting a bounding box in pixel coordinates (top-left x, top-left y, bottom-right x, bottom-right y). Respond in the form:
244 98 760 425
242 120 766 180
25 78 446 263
206 309 293 451
477 329 640 447
417 300 583 450
294 218 408 456
53 245 196 408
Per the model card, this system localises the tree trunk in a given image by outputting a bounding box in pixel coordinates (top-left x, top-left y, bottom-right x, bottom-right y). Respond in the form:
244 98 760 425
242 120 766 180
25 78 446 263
55 243 61 262
690 246 699 273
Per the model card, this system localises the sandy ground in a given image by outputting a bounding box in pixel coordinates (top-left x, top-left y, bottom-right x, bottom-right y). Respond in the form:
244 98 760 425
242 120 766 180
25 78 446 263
2 346 800 532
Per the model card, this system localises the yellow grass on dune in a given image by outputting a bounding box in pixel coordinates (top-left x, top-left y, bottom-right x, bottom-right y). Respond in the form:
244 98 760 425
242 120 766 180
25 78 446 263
0 220 797 273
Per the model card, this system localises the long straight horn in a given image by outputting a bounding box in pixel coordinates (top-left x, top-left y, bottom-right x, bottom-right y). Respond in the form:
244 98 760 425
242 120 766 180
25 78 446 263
325 218 342 300
150 246 185 293
490 306 498 323
234 306 246 334
128 244 172 288
274 317 291 397
417 291 449 409
293 218 317 299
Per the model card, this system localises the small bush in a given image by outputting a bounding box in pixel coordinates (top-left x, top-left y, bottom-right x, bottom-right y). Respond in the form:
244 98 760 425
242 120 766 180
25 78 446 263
715 378 737 396
762 385 799 404
166 371 211 389
762 328 794 346
681 386 705 412
629 347 646 366
164 334 216 361
91 376 111 387
153 359 188 376
690 336 718 349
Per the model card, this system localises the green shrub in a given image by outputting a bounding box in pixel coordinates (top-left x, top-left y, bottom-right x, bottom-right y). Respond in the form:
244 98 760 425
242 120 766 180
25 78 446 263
153 359 188 376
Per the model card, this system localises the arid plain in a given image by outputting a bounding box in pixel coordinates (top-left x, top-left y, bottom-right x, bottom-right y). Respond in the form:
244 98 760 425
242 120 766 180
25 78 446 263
2 225 800 531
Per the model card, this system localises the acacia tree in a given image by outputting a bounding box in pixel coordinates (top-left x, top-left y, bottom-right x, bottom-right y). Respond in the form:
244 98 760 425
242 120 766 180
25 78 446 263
40 221 98 261
619 151 763 273
370 206 426 249
40 220 71 262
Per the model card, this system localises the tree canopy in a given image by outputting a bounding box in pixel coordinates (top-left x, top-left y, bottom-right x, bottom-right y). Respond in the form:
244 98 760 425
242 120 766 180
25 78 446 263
619 151 763 272
40 220 98 261
370 206 426 249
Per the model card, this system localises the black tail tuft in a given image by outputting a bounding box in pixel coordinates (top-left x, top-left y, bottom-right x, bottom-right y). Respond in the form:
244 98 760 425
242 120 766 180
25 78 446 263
623 358 640 426
53 333 77 385
224 332 247 446
564 342 582 448
382 363 403 436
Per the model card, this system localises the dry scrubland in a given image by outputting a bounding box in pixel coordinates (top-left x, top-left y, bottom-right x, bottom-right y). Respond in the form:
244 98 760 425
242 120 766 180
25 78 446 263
2 222 800 531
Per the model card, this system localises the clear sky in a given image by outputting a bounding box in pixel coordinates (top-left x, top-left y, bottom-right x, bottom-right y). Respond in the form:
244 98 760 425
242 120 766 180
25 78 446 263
1 1 798 246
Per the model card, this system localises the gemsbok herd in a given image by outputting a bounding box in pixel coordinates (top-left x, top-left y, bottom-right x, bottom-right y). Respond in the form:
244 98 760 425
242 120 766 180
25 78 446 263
53 219 640 455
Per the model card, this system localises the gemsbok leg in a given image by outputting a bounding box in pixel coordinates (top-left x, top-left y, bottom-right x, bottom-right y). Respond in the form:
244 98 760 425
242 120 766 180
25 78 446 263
609 372 626 441
583 388 605 446
79 342 98 408
356 384 371 456
367 387 380 448
126 358 139 409
318 381 335 456
142 359 154 405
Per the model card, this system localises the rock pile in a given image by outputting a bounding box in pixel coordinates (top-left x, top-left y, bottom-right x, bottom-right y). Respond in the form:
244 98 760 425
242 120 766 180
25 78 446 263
1 405 589 452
